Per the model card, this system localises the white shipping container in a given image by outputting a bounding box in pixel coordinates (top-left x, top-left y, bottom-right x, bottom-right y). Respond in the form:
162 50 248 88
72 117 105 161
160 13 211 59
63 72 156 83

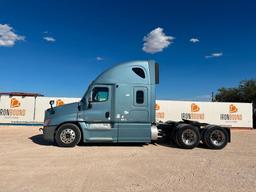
34 97 80 123
0 96 36 124
0 95 79 125
0 95 253 128
156 100 253 128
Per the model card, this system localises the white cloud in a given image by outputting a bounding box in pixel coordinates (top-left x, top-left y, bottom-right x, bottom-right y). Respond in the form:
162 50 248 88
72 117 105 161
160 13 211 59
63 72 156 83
212 53 223 57
205 52 223 59
43 36 56 42
96 56 103 61
0 24 25 47
189 38 199 43
142 27 174 54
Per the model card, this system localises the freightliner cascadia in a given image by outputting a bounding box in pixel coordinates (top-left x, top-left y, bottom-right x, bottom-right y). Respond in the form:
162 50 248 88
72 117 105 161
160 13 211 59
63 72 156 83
42 60 230 149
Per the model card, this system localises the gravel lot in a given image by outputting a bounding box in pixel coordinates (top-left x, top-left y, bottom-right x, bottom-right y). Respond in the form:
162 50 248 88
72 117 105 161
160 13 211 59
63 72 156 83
0 126 255 192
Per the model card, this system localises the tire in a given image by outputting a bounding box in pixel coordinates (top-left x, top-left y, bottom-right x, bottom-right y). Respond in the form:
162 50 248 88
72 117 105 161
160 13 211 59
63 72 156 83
169 129 178 145
173 129 181 147
55 123 81 147
175 124 200 149
201 125 215 146
203 126 228 150
174 134 181 147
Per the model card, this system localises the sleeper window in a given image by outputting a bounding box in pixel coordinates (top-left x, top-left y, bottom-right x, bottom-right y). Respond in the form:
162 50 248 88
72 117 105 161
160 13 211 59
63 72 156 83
136 91 144 104
132 68 145 79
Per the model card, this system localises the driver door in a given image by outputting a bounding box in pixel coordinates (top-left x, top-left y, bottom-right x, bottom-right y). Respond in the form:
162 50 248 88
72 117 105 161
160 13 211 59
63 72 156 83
78 84 117 142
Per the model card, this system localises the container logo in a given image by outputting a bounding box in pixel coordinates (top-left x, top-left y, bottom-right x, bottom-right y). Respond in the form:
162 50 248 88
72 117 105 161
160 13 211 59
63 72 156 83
56 99 64 106
155 103 160 111
155 103 164 119
10 98 21 108
181 103 205 120
220 104 242 121
229 104 238 113
191 103 200 112
0 98 26 117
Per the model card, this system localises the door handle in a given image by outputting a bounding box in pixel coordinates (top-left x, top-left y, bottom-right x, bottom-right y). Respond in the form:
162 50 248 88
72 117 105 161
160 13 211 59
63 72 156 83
105 112 110 118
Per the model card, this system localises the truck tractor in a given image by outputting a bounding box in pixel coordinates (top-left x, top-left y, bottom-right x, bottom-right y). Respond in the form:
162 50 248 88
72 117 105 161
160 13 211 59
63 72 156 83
42 60 230 149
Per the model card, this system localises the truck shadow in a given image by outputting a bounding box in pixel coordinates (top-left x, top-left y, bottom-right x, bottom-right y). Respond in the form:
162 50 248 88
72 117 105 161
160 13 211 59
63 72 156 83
29 134 144 147
29 134 208 149
156 141 209 150
78 143 144 147
156 142 179 149
29 134 52 146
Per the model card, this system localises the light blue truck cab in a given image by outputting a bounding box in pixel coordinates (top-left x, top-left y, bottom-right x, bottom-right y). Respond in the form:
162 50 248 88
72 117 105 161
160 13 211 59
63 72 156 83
43 60 159 146
42 60 230 149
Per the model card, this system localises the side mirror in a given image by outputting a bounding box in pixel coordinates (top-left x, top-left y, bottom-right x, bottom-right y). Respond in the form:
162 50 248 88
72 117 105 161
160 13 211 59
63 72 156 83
78 102 82 111
49 100 55 114
88 97 92 109
49 100 54 107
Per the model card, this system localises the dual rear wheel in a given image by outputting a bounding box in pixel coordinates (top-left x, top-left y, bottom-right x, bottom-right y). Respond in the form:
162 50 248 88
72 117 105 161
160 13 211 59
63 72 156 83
202 126 229 149
174 124 228 149
175 124 200 149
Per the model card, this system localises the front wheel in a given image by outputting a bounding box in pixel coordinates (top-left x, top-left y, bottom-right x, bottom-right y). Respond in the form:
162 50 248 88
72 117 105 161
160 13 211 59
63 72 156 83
55 123 81 147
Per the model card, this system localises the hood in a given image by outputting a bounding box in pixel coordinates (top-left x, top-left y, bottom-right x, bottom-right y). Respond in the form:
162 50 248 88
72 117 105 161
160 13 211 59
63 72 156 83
44 102 79 126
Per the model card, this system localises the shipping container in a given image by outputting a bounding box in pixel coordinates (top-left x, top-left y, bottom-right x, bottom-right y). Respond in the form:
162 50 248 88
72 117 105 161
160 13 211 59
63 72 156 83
0 95 253 128
0 95 79 125
156 100 253 128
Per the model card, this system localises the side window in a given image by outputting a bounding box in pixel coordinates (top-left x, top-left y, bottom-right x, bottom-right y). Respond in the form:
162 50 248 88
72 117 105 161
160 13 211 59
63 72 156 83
136 90 144 104
132 67 145 79
92 87 109 102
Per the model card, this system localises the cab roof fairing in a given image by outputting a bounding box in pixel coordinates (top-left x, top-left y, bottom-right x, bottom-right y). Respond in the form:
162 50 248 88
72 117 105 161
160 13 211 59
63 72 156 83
93 60 157 85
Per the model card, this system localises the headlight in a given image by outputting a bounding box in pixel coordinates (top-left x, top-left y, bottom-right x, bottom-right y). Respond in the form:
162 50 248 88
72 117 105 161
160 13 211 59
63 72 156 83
43 119 51 126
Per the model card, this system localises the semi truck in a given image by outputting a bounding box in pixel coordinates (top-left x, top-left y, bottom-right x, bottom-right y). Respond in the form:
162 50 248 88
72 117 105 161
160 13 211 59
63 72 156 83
42 60 230 149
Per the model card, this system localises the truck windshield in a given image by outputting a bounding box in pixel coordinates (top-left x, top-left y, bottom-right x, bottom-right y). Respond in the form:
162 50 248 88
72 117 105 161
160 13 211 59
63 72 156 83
80 81 94 103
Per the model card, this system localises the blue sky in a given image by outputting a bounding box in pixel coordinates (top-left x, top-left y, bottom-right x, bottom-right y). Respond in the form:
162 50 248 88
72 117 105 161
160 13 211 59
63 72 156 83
0 0 255 100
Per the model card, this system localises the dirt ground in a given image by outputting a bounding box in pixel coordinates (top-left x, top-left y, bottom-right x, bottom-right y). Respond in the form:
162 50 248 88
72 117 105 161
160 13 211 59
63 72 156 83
0 126 255 192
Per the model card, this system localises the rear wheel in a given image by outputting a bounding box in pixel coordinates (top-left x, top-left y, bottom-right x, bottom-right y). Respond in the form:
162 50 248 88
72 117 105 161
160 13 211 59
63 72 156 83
55 123 81 147
203 127 228 149
175 125 200 149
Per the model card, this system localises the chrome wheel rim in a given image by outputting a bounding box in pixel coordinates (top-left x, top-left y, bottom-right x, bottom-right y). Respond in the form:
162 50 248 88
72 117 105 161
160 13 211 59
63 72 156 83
60 128 76 144
210 130 225 146
181 129 197 146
